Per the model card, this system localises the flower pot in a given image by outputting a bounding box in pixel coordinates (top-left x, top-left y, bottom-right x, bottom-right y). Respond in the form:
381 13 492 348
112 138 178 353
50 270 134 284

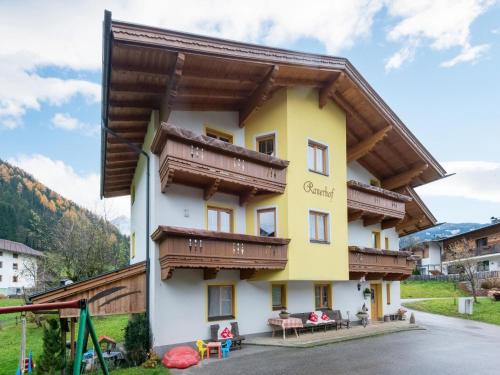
279 313 290 319
363 292 371 299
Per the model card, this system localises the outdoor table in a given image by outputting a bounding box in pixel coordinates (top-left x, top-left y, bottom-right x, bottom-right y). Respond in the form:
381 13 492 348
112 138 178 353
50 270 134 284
207 341 222 359
268 317 303 340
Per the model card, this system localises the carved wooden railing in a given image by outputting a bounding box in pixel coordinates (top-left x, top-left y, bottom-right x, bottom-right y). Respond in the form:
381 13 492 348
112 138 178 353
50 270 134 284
151 123 289 204
152 226 290 280
348 246 415 281
347 180 411 220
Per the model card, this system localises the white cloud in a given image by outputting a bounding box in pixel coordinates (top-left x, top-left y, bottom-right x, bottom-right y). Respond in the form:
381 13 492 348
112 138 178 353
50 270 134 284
7 154 130 220
385 41 418 71
385 0 495 70
417 161 500 203
440 43 490 67
51 113 99 136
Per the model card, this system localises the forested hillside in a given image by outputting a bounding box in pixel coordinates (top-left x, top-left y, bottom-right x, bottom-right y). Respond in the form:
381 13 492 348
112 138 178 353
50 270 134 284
0 159 129 285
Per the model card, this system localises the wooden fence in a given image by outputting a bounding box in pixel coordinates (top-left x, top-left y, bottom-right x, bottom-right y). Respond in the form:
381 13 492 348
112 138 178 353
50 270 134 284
408 270 500 282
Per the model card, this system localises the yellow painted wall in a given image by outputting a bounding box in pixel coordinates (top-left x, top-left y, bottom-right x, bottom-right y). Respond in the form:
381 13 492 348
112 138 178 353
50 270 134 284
245 87 349 282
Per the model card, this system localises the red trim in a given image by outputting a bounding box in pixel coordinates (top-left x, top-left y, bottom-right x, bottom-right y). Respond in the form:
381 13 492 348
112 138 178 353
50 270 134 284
0 299 83 314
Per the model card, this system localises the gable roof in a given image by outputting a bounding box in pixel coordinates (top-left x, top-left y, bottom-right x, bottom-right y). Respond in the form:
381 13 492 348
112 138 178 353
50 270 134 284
0 239 43 257
101 11 446 198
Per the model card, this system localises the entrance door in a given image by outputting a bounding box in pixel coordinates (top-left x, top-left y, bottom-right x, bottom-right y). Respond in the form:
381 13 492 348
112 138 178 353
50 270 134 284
370 284 381 321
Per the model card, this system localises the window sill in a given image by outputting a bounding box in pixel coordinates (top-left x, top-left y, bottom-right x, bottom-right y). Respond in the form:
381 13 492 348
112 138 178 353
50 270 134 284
208 315 235 322
308 169 329 177
272 306 287 311
310 240 331 245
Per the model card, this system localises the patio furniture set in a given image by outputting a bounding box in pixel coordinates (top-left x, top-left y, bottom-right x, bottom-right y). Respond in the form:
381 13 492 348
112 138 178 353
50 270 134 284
195 322 246 360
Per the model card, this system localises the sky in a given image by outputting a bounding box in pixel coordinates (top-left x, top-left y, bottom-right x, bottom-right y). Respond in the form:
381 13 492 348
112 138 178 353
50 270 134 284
0 0 499 225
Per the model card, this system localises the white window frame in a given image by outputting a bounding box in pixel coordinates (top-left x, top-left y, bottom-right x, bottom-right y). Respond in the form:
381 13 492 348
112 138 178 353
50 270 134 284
253 130 278 157
254 205 278 237
307 138 330 176
308 208 331 244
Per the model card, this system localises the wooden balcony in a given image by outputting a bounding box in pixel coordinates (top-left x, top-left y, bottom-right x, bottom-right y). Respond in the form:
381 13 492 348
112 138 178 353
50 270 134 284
348 246 415 281
151 226 290 280
151 123 289 205
347 180 412 228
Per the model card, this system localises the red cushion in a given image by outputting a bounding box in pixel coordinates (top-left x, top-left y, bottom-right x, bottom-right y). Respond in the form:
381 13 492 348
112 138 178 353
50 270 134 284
309 312 318 322
220 327 234 339
162 346 200 369
321 313 330 321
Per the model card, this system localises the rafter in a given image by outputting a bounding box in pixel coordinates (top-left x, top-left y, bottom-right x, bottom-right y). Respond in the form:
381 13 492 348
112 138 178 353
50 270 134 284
363 215 384 227
319 72 344 109
348 210 364 222
381 218 402 230
396 215 425 232
160 52 186 123
239 65 279 127
204 179 220 201
382 163 428 190
347 126 392 162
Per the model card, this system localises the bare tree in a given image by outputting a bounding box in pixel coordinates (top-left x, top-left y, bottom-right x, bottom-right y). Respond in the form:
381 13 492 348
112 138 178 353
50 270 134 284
446 238 479 302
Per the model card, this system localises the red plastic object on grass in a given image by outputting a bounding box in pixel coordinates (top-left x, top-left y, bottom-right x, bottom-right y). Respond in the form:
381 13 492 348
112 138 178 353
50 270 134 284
162 346 200 369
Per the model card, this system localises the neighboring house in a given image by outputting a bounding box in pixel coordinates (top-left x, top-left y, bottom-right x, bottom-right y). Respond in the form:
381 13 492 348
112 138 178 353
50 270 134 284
0 239 43 295
402 240 443 275
441 222 500 275
99 13 445 351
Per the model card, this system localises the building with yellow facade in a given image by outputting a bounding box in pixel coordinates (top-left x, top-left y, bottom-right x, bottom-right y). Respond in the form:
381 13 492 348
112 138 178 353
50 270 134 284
100 12 446 350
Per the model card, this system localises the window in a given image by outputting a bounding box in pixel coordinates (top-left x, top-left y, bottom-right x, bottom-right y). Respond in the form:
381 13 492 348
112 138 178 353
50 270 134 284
307 141 328 175
386 283 391 305
309 211 329 243
257 134 275 156
207 206 233 233
257 208 276 237
423 248 430 258
207 285 235 321
13 263 18 271
13 276 18 283
477 261 489 272
372 231 381 249
206 128 233 143
476 237 488 248
272 284 287 310
13 253 18 259
314 284 331 309
131 232 136 259
384 237 390 250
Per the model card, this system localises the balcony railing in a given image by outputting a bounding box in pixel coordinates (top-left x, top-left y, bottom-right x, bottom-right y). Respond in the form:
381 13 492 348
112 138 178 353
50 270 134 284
151 123 289 205
348 246 415 281
442 244 500 262
347 180 411 227
151 226 290 280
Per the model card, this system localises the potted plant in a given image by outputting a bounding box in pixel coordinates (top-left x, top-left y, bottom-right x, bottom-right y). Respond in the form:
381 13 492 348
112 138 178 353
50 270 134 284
356 304 369 327
279 310 290 319
363 287 372 299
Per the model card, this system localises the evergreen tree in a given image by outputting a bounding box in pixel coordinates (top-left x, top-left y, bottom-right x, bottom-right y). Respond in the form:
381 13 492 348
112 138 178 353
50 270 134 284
37 319 65 374
124 314 150 366
0 202 17 240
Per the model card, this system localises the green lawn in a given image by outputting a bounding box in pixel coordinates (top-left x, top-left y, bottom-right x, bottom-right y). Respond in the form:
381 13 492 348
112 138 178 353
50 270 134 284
401 281 468 298
404 297 500 326
0 299 169 375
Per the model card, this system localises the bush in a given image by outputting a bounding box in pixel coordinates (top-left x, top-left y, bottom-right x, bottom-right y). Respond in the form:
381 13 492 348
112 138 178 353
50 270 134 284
124 314 150 366
0 294 7 299
481 278 500 290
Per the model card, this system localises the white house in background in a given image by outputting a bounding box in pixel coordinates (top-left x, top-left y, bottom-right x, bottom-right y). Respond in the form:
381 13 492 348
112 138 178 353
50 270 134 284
0 239 43 296
402 240 443 275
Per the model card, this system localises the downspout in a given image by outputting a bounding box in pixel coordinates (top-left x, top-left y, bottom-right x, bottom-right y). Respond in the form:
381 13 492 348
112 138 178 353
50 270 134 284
100 10 151 346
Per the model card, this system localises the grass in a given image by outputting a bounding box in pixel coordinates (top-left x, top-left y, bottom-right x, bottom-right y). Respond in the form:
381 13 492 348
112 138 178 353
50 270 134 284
401 281 468 298
404 297 500 326
0 299 169 375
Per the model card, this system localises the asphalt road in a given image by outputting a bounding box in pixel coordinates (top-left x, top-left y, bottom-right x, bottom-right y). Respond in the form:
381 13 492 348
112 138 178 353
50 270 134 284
173 309 500 375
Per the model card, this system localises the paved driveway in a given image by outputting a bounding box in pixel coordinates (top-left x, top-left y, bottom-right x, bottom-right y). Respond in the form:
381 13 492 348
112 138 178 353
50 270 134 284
173 309 500 375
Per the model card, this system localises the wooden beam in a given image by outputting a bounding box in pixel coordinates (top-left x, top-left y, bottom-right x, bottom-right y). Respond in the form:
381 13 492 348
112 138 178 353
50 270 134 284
348 210 364 222
110 83 164 95
108 114 151 122
347 126 393 162
203 179 220 201
239 65 279 127
396 215 424 232
240 269 257 280
363 215 384 227
107 152 138 162
382 163 428 190
106 167 135 176
161 267 174 280
106 160 137 169
319 72 344 109
203 268 219 280
331 91 370 130
239 187 258 206
108 99 156 109
160 53 185 123
365 272 388 281
381 218 402 230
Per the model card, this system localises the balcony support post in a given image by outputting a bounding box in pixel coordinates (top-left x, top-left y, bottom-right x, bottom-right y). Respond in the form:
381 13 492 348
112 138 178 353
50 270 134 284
363 215 384 227
239 187 258 206
204 178 220 200
240 269 257 280
204 268 219 280
348 210 364 222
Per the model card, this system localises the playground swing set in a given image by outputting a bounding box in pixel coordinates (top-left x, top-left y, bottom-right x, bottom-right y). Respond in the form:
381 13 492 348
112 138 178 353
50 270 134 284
0 299 110 375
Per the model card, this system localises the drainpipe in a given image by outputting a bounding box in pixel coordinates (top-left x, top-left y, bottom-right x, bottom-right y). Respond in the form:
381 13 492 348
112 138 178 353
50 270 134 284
100 10 151 346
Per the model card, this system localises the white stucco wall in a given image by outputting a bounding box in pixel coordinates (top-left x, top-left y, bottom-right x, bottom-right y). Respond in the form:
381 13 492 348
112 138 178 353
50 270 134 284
0 251 38 294
347 161 377 184
348 220 399 250
421 242 442 267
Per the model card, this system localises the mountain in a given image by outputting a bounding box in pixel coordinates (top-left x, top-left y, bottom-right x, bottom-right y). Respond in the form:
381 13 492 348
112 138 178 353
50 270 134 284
399 222 489 248
0 159 129 280
111 215 131 236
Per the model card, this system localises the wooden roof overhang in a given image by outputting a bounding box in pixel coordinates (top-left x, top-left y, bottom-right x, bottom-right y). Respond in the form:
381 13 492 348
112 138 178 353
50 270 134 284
29 262 146 318
395 186 438 236
101 12 447 198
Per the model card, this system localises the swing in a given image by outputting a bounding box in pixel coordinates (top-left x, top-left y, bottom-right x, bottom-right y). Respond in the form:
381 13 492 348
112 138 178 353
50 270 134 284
16 315 34 374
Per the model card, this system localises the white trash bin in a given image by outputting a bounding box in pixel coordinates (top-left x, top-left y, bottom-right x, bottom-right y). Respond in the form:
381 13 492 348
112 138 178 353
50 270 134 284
458 297 474 315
